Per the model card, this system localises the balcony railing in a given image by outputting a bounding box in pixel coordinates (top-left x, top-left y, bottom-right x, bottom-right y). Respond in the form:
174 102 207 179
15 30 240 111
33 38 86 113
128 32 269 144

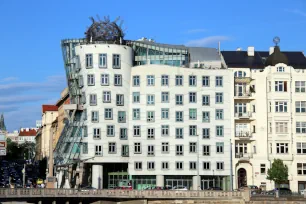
235 131 252 138
235 112 252 119
235 153 253 160
234 92 252 97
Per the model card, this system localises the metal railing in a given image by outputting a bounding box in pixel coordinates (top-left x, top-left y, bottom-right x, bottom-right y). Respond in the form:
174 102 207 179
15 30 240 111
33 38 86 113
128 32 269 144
235 112 252 118
235 153 253 159
235 131 252 138
234 92 252 97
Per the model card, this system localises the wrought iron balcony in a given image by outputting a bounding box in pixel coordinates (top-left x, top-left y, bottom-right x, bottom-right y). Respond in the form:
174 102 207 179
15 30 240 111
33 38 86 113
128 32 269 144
235 131 252 139
234 91 252 98
235 153 253 161
234 112 252 119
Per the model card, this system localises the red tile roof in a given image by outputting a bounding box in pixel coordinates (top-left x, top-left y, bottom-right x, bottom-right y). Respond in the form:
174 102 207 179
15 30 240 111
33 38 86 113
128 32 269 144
19 128 37 136
42 105 58 113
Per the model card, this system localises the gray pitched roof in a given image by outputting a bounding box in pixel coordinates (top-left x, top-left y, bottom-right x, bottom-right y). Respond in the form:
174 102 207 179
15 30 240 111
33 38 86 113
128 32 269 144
188 47 221 62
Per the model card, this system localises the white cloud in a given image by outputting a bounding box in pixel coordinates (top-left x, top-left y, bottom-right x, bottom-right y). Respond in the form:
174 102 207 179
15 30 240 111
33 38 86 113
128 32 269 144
284 9 306 17
0 95 47 104
185 29 207 34
185 36 230 47
0 77 18 83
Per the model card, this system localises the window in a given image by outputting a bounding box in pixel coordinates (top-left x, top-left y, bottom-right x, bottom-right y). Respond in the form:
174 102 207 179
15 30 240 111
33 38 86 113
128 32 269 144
176 145 183 155
86 54 93 68
114 74 122 86
106 125 114 137
147 111 155 122
93 128 101 139
176 111 183 122
116 94 124 106
252 105 256 113
202 76 210 87
189 142 197 153
269 122 272 133
275 81 287 92
176 162 183 170
189 109 197 120
148 145 155 156
216 142 224 153
275 101 288 112
176 95 184 105
295 81 306 93
189 162 197 170
275 122 288 133
215 92 223 103
189 125 197 136
276 143 289 154
260 164 266 174
147 94 155 105
216 76 223 87
161 108 169 119
297 163 306 175
296 101 306 113
133 76 140 86
91 111 99 122
234 71 246 77
89 94 97 106
104 108 113 120
203 162 210 170
133 109 140 120
176 128 183 139
161 75 169 86
120 128 127 140
277 66 285 72
297 143 306 154
161 125 169 136
83 126 88 137
122 145 129 157
147 162 155 170
161 92 169 103
203 145 210 156
133 126 141 137
176 75 183 86
296 122 306 133
132 92 140 103
103 91 111 103
83 143 88 154
147 128 155 139
162 162 169 170
113 54 120 68
118 111 126 123
135 162 142 170
216 109 224 120
147 75 155 86
95 145 102 156
216 126 224 137
189 75 197 86
162 142 169 153
202 111 210 122
108 142 116 154
189 92 196 103
202 95 210 106
202 128 210 139
101 74 109 86
216 162 224 170
134 143 141 154
87 74 95 86
78 75 84 87
269 81 271 92
99 53 107 68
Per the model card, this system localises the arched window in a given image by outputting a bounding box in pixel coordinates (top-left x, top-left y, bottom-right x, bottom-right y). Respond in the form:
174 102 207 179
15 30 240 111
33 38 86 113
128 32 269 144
234 71 246 77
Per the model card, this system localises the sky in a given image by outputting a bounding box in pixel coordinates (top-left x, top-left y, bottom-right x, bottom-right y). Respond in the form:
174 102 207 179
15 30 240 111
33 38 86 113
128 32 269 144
0 0 306 131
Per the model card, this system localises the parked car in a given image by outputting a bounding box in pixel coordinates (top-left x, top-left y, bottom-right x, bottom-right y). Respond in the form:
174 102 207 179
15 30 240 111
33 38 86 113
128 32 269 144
172 186 188 191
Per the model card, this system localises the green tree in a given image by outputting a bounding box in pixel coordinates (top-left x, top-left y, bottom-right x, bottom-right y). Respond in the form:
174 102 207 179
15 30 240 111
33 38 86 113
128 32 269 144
267 159 288 187
6 138 19 160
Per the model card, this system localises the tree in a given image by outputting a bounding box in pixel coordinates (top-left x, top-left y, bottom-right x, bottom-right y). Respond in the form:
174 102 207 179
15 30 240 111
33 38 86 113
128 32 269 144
267 159 288 187
6 138 19 160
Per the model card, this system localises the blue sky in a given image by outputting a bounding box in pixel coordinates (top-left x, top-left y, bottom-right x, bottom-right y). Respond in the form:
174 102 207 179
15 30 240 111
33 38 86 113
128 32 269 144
0 0 306 131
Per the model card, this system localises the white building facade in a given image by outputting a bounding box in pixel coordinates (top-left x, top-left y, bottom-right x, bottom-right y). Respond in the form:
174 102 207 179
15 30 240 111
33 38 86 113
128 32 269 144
222 45 306 192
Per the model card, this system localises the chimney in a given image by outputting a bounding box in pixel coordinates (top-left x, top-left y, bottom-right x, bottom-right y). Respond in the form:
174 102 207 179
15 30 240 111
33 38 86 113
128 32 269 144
247 47 255 56
269 47 274 55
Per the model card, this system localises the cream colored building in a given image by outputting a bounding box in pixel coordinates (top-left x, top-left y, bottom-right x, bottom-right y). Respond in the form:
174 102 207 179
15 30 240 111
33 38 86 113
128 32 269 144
222 44 306 192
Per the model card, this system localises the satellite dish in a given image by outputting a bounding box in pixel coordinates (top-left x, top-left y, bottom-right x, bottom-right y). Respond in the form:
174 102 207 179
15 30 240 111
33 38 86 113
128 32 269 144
273 36 280 46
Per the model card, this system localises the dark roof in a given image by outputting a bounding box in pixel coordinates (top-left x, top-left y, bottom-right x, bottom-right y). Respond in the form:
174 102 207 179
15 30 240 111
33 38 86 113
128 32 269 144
221 49 306 69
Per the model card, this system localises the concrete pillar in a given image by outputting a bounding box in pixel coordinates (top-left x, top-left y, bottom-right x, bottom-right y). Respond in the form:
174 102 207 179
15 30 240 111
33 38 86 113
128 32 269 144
156 175 164 187
92 164 103 189
192 175 200 190
57 170 63 188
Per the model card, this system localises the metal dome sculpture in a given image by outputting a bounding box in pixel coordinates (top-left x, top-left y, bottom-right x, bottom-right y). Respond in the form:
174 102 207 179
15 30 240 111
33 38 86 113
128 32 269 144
85 16 125 43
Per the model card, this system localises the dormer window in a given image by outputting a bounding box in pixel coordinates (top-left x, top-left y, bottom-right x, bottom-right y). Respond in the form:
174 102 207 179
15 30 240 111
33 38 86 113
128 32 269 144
234 71 246 78
277 67 285 72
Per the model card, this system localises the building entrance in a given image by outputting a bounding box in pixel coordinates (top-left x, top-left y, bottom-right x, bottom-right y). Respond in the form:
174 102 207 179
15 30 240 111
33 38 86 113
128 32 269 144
238 168 247 188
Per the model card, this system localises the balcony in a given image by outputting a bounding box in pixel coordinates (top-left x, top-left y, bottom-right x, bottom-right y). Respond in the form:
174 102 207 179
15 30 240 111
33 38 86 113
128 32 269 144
234 77 252 83
234 112 253 119
234 91 253 99
235 153 253 162
235 131 253 140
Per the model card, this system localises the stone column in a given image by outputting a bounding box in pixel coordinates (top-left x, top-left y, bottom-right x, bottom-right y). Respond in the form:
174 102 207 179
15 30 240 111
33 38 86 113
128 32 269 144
92 164 103 189
57 170 63 188
156 175 164 187
192 176 200 190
